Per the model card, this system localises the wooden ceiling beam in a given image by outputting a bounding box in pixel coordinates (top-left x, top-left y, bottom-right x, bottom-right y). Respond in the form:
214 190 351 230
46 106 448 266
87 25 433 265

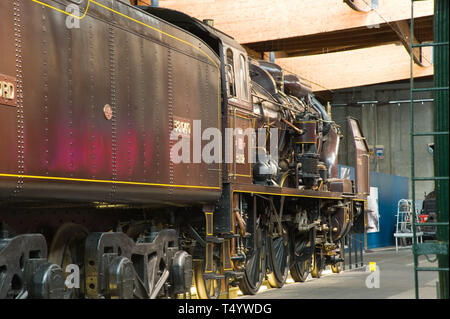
277 34 398 52
391 20 425 66
245 28 394 51
247 25 393 47
246 17 433 60
242 45 264 60
246 18 433 50
285 41 399 57
275 43 433 91
244 16 432 56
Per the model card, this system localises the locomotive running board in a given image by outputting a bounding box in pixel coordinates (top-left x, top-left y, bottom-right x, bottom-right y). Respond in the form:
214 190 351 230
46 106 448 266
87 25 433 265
230 183 348 200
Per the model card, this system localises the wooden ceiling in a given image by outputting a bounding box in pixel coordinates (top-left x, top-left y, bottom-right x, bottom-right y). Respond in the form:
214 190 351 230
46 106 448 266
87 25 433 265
141 0 434 92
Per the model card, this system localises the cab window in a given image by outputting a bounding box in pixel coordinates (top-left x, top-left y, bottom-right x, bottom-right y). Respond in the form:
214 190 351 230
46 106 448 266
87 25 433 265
239 54 249 101
225 49 236 98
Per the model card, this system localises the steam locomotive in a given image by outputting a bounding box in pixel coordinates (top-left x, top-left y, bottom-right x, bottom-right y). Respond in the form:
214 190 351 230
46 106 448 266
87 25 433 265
0 0 370 299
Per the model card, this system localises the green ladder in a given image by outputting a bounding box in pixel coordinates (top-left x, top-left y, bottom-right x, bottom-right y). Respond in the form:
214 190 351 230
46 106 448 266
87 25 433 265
410 0 449 299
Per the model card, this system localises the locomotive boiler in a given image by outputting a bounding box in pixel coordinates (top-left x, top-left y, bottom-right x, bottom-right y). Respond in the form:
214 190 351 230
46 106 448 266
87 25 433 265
0 0 370 299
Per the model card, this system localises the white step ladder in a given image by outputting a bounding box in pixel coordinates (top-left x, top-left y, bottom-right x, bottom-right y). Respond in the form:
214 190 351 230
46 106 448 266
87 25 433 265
393 199 423 252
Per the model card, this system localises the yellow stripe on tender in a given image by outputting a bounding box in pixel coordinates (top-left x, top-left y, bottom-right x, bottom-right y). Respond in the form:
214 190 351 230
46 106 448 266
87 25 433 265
0 173 220 190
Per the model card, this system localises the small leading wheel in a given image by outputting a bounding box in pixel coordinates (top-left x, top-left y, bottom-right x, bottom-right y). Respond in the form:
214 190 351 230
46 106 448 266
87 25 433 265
331 240 345 274
310 251 324 279
193 259 221 299
267 232 290 288
331 263 341 273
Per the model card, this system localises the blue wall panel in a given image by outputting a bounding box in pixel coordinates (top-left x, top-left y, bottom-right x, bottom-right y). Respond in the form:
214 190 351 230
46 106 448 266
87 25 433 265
339 165 409 249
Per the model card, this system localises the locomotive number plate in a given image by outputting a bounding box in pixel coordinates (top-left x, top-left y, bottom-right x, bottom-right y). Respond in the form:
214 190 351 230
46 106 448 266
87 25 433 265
0 73 17 107
173 117 191 137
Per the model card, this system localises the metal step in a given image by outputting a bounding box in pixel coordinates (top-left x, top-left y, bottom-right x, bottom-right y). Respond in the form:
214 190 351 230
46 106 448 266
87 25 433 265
205 235 224 244
224 271 244 279
219 232 240 239
202 273 225 280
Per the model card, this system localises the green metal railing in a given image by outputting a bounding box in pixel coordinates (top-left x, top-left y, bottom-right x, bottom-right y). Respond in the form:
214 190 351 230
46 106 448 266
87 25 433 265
410 0 449 299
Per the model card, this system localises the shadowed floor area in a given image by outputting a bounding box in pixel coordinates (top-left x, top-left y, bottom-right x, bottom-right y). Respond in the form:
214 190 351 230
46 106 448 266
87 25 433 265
238 247 439 299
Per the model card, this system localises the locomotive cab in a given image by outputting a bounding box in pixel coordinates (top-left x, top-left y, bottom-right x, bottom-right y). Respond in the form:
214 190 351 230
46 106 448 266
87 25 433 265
140 7 255 182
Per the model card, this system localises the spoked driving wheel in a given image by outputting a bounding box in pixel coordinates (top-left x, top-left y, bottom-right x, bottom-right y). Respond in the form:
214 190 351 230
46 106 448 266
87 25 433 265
291 257 311 282
264 192 290 289
267 231 289 288
239 216 266 295
289 229 313 282
193 258 221 299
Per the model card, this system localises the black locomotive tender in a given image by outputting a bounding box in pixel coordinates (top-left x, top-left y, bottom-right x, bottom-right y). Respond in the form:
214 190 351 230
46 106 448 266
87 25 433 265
0 0 370 299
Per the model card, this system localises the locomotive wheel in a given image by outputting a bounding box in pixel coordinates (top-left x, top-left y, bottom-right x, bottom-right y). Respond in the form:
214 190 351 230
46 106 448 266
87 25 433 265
290 256 311 282
330 263 340 273
266 233 289 288
310 251 324 278
48 223 88 299
289 228 313 283
331 240 345 274
239 224 266 295
291 259 310 282
289 235 312 282
193 259 221 299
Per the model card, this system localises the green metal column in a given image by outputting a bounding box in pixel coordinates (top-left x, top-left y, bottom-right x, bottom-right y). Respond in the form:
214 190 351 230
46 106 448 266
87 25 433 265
434 0 449 300
410 0 449 299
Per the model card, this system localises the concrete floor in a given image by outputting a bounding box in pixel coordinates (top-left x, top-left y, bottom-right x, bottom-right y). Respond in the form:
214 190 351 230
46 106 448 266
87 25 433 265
238 247 440 299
